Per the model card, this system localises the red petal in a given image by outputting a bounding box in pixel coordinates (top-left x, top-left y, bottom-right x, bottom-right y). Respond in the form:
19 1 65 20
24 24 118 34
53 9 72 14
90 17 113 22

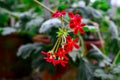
52 60 59 66
58 47 64 51
69 20 75 28
64 44 72 52
41 51 47 54
74 28 79 35
74 44 80 49
79 28 84 34
64 56 69 60
68 12 74 18
75 14 82 23
52 11 61 17
52 13 56 17
81 23 86 27
61 10 66 15
74 37 79 42
66 36 72 42
68 45 73 52
60 60 68 67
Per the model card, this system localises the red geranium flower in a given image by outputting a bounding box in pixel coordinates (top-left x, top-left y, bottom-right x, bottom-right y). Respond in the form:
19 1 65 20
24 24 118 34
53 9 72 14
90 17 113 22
65 36 80 52
52 10 66 18
68 12 86 34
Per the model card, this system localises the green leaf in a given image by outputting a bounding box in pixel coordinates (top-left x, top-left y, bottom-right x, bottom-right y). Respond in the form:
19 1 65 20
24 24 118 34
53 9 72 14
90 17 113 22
58 4 68 11
91 44 111 65
1 27 16 36
26 17 44 29
108 38 120 55
108 21 119 39
112 63 120 74
92 0 110 11
0 28 3 34
77 58 94 80
86 49 103 62
117 7 120 14
17 43 43 59
94 69 114 80
39 18 61 33
83 26 97 32
69 49 80 62
83 26 89 32
0 12 10 27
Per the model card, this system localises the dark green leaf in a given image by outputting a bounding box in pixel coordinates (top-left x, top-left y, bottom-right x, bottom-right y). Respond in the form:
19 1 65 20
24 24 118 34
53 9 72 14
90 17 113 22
83 26 89 32
117 7 120 14
86 49 103 62
94 69 114 80
77 58 94 80
83 26 97 32
39 18 61 33
91 44 111 65
58 4 68 11
108 21 119 39
0 28 3 34
17 43 43 59
112 63 120 74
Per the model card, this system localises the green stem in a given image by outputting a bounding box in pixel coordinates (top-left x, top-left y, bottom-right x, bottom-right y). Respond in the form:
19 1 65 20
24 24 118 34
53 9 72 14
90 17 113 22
55 37 61 52
113 50 120 65
52 37 61 52
34 0 54 13
34 0 69 23
78 33 85 57
61 16 64 27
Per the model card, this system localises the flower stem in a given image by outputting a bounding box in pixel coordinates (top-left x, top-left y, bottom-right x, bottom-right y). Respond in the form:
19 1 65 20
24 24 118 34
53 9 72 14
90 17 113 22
113 50 120 65
55 37 61 52
78 33 85 57
34 0 69 23
34 0 54 13
52 37 61 52
61 16 64 27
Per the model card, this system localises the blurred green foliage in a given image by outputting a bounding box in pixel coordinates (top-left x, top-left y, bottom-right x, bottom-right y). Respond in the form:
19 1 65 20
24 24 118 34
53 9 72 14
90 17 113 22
91 0 111 11
0 0 120 80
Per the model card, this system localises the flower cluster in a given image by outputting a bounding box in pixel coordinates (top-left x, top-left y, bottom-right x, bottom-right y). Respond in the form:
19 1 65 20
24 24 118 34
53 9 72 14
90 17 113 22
41 10 85 67
68 12 86 34
41 36 79 67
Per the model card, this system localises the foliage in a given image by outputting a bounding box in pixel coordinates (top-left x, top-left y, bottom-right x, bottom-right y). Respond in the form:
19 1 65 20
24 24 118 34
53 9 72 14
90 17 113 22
91 0 111 11
0 0 120 80
77 58 94 80
94 63 120 80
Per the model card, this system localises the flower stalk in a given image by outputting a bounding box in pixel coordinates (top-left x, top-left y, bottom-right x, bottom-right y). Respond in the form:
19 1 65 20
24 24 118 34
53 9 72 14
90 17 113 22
113 50 120 65
34 0 69 23
78 33 85 57
52 36 61 52
34 0 54 13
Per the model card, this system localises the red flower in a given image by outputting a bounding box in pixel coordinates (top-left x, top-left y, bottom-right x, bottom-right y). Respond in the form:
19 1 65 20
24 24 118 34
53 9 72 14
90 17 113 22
58 58 68 67
41 51 54 62
55 48 69 67
68 12 86 34
41 51 59 66
41 50 69 67
65 36 80 52
52 10 66 18
55 48 69 60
